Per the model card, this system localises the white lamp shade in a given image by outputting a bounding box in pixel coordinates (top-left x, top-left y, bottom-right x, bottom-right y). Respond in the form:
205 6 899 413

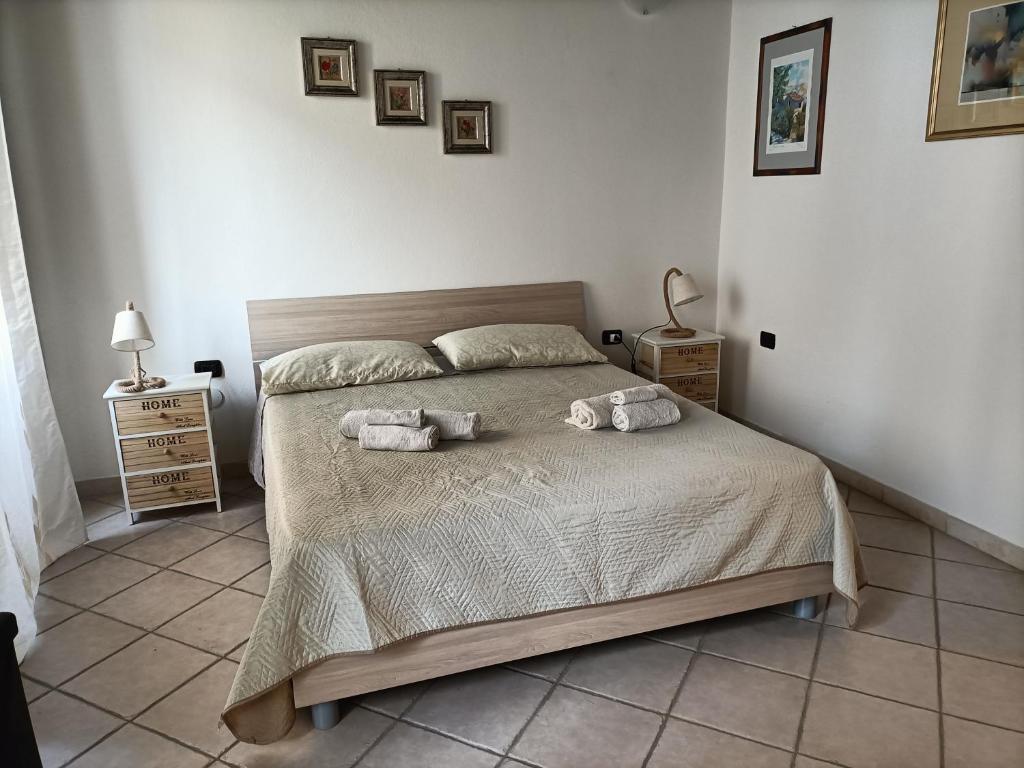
668 273 703 307
111 308 155 352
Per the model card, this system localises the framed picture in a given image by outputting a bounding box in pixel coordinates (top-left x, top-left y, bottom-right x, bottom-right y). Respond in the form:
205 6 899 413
442 101 492 154
374 70 427 125
927 0 1024 140
301 38 358 96
753 18 832 176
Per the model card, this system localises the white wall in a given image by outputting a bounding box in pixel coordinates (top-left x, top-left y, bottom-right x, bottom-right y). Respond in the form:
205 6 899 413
0 0 732 479
718 0 1024 547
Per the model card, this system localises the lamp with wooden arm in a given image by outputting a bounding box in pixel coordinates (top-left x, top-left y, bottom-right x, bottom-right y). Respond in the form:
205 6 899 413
660 268 703 338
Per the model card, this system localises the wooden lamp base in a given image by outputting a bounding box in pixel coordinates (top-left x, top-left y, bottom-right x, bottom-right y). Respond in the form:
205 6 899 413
115 351 167 393
660 326 696 339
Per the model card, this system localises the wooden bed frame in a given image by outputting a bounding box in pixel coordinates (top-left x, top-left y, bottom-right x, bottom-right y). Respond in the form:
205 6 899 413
245 280 830 729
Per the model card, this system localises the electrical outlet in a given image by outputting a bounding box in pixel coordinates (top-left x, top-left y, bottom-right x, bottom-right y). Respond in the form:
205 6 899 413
194 359 224 377
760 331 776 350
602 329 623 345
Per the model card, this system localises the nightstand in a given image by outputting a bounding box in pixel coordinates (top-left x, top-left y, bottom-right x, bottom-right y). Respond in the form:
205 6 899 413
632 329 724 412
103 373 222 524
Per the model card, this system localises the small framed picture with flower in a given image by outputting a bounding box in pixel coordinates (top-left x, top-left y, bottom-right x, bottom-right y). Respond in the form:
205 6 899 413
442 101 492 154
301 38 358 96
374 70 427 125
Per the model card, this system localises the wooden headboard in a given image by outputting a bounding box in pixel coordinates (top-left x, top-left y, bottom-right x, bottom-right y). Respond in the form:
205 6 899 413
246 281 587 362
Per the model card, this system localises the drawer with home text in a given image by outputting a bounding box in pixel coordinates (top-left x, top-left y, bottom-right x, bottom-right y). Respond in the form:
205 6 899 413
631 330 723 413
125 466 216 511
113 392 207 435
656 343 719 376
664 373 717 402
119 430 212 473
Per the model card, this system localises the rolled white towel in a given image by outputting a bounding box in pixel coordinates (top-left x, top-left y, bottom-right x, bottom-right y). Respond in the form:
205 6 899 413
612 398 681 432
358 424 439 451
342 408 423 439
424 409 481 440
564 394 614 430
609 383 673 405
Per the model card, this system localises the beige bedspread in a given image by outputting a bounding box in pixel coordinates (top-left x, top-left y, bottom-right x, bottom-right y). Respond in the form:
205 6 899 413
224 363 863 743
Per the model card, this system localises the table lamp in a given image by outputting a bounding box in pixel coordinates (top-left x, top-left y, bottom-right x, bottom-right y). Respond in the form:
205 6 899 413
660 268 703 338
110 300 166 393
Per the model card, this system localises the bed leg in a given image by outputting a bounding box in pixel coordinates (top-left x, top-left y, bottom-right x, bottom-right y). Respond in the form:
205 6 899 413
792 596 822 620
310 700 342 730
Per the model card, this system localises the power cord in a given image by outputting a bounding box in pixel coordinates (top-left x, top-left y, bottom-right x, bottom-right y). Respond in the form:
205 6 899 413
624 324 664 374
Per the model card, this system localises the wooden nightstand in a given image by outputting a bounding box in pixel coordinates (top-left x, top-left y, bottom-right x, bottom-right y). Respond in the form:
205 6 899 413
103 373 222 524
632 329 724 412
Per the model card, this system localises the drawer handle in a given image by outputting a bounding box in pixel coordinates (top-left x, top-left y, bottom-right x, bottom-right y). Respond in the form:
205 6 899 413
163 448 173 456
167 485 176 492
159 412 169 419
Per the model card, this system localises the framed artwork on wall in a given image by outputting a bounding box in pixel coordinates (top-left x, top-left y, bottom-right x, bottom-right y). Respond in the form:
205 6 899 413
442 101 492 154
753 18 832 176
301 38 358 96
374 70 427 125
927 0 1024 140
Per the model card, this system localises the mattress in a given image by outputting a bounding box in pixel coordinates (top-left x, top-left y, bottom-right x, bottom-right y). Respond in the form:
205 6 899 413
224 363 863 743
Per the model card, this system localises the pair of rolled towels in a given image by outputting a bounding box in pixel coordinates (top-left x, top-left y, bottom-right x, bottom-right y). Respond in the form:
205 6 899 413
341 408 481 451
566 383 681 432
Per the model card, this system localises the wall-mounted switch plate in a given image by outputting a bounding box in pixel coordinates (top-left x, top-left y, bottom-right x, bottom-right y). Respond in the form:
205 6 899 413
602 329 623 345
194 360 224 377
760 331 776 350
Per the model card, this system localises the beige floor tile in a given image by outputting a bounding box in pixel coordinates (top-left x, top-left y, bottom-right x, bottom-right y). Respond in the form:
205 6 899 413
505 649 574 680
940 651 1024 731
815 626 938 708
360 681 428 716
34 594 81 632
227 640 248 662
137 658 238 755
67 723 208 768
700 610 819 677
406 666 550 752
115 523 226 567
81 498 122 526
40 546 102 582
62 634 215 718
860 547 933 596
935 559 1024 614
563 637 692 711
86 512 171 551
39 553 158 608
672 654 805 749
233 563 271 596
223 707 392 767
236 519 269 542
171 535 269 585
644 621 705 650
848 490 909 519
648 719 791 768
21 612 143 685
512 686 661 768
29 691 121 768
937 600 1024 666
362 721 497 768
800 683 939 768
22 675 49 702
93 570 222 630
852 513 931 556
943 715 1024 768
158 588 262 654
181 496 265 533
793 757 834 768
825 586 936 646
94 491 127 509
934 531 1017 572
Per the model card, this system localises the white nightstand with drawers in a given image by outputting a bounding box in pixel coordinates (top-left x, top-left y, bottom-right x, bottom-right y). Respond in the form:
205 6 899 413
632 329 724 412
103 373 222 524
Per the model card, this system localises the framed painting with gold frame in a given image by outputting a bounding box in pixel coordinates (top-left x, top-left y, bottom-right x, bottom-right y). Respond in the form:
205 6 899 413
374 70 427 125
927 0 1024 140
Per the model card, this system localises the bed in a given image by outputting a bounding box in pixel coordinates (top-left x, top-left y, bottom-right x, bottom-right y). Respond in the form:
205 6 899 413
223 281 863 744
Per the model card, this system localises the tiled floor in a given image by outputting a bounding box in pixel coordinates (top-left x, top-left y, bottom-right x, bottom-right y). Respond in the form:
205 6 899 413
20 481 1024 767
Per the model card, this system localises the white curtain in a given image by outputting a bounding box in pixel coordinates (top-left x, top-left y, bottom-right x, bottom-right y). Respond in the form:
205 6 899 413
0 96 85 661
